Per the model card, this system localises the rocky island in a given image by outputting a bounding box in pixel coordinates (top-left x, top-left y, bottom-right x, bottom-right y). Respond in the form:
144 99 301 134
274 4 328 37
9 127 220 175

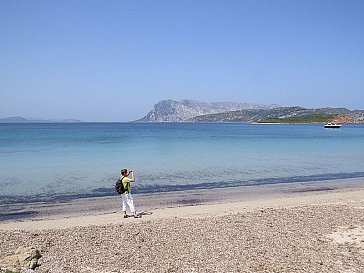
137 99 364 124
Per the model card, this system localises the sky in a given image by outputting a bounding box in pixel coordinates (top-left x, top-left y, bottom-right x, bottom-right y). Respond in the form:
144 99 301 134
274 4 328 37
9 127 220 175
0 0 364 121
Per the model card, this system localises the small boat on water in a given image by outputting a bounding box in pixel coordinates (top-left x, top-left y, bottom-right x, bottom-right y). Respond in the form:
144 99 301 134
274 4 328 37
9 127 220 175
324 123 341 128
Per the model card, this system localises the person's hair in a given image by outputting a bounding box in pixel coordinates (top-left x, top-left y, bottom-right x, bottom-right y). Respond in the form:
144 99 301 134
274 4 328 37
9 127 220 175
120 169 128 175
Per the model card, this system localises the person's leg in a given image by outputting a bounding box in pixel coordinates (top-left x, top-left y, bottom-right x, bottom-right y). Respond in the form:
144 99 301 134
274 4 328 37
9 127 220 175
125 193 137 217
121 194 128 218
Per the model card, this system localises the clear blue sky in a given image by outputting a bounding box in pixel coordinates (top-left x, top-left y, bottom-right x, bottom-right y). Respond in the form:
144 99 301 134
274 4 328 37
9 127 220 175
1 0 363 121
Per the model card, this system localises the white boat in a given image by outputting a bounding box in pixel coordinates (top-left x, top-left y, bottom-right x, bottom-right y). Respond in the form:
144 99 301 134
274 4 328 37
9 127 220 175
324 123 341 128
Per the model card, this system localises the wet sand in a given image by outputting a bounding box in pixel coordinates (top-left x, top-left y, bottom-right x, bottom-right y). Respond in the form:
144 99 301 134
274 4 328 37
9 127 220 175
1 177 364 224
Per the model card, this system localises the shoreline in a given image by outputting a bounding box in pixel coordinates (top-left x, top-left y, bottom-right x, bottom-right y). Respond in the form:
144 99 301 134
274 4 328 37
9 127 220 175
1 177 364 230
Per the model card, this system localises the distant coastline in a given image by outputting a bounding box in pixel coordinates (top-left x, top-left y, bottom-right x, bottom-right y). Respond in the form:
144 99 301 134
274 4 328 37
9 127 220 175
0 116 82 123
3 99 364 124
137 99 364 124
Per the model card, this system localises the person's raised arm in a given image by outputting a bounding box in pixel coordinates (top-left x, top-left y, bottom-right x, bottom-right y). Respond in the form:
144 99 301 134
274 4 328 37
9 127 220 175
129 171 135 182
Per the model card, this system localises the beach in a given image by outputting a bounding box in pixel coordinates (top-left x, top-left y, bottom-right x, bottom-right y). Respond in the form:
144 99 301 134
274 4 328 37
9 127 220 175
1 179 364 273
2 0 364 271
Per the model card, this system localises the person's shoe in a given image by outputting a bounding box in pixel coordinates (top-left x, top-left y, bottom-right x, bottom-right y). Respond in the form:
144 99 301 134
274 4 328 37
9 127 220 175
133 213 140 218
123 214 128 218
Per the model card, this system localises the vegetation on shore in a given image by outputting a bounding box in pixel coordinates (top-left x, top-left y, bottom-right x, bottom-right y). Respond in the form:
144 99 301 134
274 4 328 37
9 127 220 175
257 114 337 124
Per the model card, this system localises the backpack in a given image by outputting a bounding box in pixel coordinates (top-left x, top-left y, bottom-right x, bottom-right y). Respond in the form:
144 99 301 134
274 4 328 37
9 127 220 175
115 176 126 194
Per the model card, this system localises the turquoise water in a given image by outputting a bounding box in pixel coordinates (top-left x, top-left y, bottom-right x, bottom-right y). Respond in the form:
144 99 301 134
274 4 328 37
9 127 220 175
1 123 364 203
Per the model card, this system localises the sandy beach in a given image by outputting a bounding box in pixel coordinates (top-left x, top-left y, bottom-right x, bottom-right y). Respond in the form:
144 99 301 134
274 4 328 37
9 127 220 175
1 179 364 272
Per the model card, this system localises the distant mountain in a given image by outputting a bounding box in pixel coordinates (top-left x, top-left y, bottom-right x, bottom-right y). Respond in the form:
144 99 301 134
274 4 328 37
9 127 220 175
136 99 279 122
187 106 364 123
0 116 82 123
136 99 364 123
0 116 29 123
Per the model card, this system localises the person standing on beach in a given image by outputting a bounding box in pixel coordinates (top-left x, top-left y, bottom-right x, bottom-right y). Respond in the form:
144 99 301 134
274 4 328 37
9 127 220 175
119 168 138 218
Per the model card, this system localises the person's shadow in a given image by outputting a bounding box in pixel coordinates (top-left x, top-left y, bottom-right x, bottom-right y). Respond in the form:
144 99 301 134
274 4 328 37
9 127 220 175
135 211 153 218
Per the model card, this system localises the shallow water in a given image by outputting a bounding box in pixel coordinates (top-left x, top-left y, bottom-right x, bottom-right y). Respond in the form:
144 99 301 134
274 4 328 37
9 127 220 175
1 123 364 203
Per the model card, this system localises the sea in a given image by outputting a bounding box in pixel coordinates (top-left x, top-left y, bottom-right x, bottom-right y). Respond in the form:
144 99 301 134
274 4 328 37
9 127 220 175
1 123 364 205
